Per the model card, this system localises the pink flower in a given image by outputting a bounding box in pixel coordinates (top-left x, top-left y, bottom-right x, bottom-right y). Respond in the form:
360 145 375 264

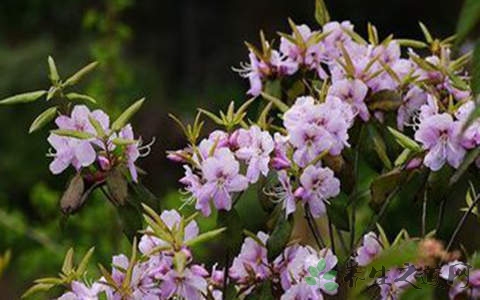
278 171 296 217
279 24 328 78
414 113 466 171
239 50 298 96
229 231 270 284
290 123 331 167
456 100 480 149
160 265 209 300
355 232 383 266
138 209 199 254
234 125 274 183
377 267 416 300
57 281 106 300
328 79 369 121
295 165 340 218
198 148 249 215
48 134 96 174
119 124 140 182
397 86 428 130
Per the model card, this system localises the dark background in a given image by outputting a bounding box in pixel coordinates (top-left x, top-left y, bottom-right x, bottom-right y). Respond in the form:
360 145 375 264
0 0 465 297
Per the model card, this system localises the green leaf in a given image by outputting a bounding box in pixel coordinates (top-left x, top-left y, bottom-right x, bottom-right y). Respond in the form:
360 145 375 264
217 209 244 253
198 108 224 125
107 168 128 205
368 124 392 169
77 247 95 275
314 0 330 26
117 201 143 243
261 92 288 113
323 270 337 280
29 106 57 133
112 137 137 145
0 90 47 105
396 39 428 49
387 127 422 152
266 217 293 260
370 169 404 206
400 283 434 300
456 0 480 44
48 56 60 84
326 193 350 231
61 248 74 274
471 41 480 95
305 277 317 286
89 116 106 138
64 61 99 86
428 165 454 202
367 90 402 112
21 283 55 299
308 266 319 277
418 22 433 43
317 259 326 272
323 282 339 292
51 129 95 139
245 280 273 300
65 92 97 104
350 240 419 298
185 227 227 247
111 98 145 131
450 147 480 185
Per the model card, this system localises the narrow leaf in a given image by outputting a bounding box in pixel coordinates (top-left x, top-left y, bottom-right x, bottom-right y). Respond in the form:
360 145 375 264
184 227 226 247
64 61 99 86
0 90 47 105
48 56 60 83
65 92 97 104
51 129 95 140
29 106 57 133
387 127 422 152
111 98 145 131
314 0 330 26
456 0 480 44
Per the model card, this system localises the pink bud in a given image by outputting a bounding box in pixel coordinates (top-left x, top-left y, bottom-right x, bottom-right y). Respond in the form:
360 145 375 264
406 157 422 170
98 155 111 170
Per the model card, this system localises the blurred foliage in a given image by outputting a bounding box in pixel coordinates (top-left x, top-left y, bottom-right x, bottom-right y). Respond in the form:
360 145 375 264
0 0 473 297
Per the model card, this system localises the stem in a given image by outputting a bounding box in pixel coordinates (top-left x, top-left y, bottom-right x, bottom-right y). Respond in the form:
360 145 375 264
422 189 428 237
335 227 348 255
304 206 325 249
350 124 365 251
328 216 336 254
222 251 230 300
436 198 447 233
100 185 118 205
363 186 401 238
446 194 480 252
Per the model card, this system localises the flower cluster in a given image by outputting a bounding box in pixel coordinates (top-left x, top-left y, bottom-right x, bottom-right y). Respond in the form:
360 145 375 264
57 209 223 300
48 105 143 182
237 20 474 173
270 95 352 217
229 231 339 299
440 260 480 299
170 125 274 216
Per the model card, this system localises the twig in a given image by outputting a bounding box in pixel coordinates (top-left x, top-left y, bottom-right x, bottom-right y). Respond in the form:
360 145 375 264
363 186 401 238
422 189 428 237
350 125 365 251
222 251 230 300
304 206 325 249
436 198 447 233
446 194 480 252
328 216 336 254
335 227 348 256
